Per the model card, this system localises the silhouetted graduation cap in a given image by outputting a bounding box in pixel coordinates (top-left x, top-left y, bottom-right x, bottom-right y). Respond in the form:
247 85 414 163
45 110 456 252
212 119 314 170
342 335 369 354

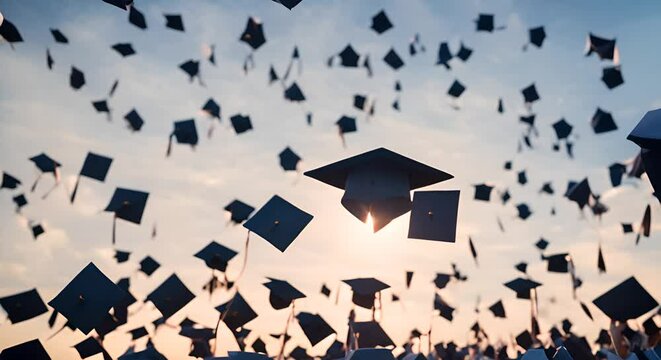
436 42 452 69
528 27 546 48
46 48 54 69
50 28 68 44
518 170 528 185
296 312 335 346
522 84 540 104
621 223 633 233
349 348 395 360
30 223 45 239
488 300 506 318
592 277 658 321
371 10 393 34
496 98 505 114
0 339 51 360
92 100 110 117
516 203 532 220
354 94 367 110
224 200 255 224
456 42 473 61
408 190 460 242
74 337 110 360
447 80 466 98
565 178 591 209
591 108 617 134
139 256 160 276
263 278 305 309
112 42 135 57
124 109 144 131
335 44 360 67
473 184 493 201
114 250 130 263
602 66 624 89
433 273 452 290
48 262 126 334
284 82 306 102
0 289 48 324
343 278 390 309
337 115 357 136
475 14 496 32
167 119 198 156
383 48 404 70
544 253 569 273
515 330 534 350
628 108 661 150
13 194 27 211
0 17 23 43
195 241 238 272
240 17 266 50
146 274 195 319
586 33 617 61
70 152 112 203
104 188 149 244
1 172 20 189
202 98 221 119
128 6 147 29
405 271 414 289
320 284 331 297
515 262 528 274
504 277 542 299
230 114 253 134
305 148 453 232
179 60 201 83
597 245 606 273
164 14 184 31
352 321 395 348
70 66 85 90
272 0 303 10
216 292 258 331
243 195 312 252
535 238 549 250
30 153 60 175
279 147 301 171
251 337 267 354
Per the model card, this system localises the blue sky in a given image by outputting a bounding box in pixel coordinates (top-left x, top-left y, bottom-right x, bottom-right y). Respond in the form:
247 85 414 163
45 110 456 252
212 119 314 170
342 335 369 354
0 0 659 358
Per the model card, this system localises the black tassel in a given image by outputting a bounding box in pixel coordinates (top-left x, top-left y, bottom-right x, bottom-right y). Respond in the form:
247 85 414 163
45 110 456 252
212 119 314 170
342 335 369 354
166 133 173 157
70 176 81 203
30 174 42 192
112 215 117 245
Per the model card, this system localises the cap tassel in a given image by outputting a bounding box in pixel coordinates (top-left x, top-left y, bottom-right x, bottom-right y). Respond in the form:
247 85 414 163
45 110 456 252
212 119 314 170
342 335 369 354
166 133 174 157
70 176 81 204
212 293 239 355
112 214 117 245
30 174 42 192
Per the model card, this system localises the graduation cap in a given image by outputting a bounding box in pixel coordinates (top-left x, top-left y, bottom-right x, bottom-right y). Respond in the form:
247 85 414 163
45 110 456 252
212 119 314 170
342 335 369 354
565 178 591 209
112 43 135 57
436 42 452 69
473 184 493 201
349 348 395 360
434 294 455 321
622 223 633 234
504 277 542 299
609 163 628 187
475 14 496 32
128 326 149 340
447 80 466 98
70 66 85 90
405 271 414 289
46 49 54 69
50 28 68 44
543 253 569 273
279 147 301 171
343 278 390 309
496 98 505 114
336 116 357 143
320 284 331 297
243 195 312 252
0 289 48 324
269 65 280 84
167 119 198 156
164 14 184 31
488 300 506 318
408 190 460 242
146 274 195 319
230 114 253 134
296 312 335 346
383 48 404 70
1 172 21 189
284 82 306 102
515 330 534 350
104 188 149 244
202 98 221 119
540 182 554 195
179 60 202 84
521 84 540 104
70 152 112 203
240 17 266 50
28 153 61 193
456 42 473 61
371 10 393 34
591 108 617 134
592 276 658 321
515 262 528 274
13 194 27 212
216 292 258 331
92 100 110 119
128 6 147 29
0 17 23 43
74 336 111 360
628 109 660 151
518 170 528 185
305 148 453 232
139 256 160 276
124 109 144 131
335 44 360 67
354 95 367 110
251 337 267 354
527 27 546 48
516 203 532 220
433 273 452 289
586 33 617 61
224 200 255 224
272 0 303 10
48 262 126 334
113 250 130 263
500 189 511 204
263 278 305 309
535 238 549 250
195 241 238 272
31 223 45 239
468 237 478 264
0 339 51 360
351 321 395 348
602 66 624 89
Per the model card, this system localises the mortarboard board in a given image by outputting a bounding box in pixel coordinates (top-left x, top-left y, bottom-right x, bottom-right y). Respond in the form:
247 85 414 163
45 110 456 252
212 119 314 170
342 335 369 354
146 274 195 319
592 276 658 321
215 292 258 331
598 245 606 273
515 262 528 273
74 336 110 359
164 14 184 31
563 335 593 360
371 10 393 34
104 187 149 242
518 170 528 185
621 223 633 233
474 184 493 201
0 289 48 324
0 18 23 43
434 273 452 289
565 178 591 209
296 312 335 346
406 271 414 289
1 172 21 189
561 319 573 334
124 109 144 131
128 6 147 29
540 182 554 194
263 278 306 309
515 330 534 350
48 262 126 334
114 250 130 263
591 108 617 134
202 98 221 119
504 161 513 170
580 301 594 320
349 348 395 360
230 114 253 134
272 0 303 10
92 100 110 117
337 115 357 135
139 256 160 276
243 195 313 252
352 321 395 348
535 238 549 250
456 42 473 61
31 223 45 239
447 79 466 98
488 300 506 318
224 200 255 224
195 241 238 272
337 45 360 67
436 42 452 69
586 33 617 61
504 277 542 299
30 153 60 174
0 339 51 360
240 17 266 50
71 152 112 203
434 294 455 321
13 194 27 211
383 48 404 70
544 253 569 273
167 119 198 156
109 80 119 97
284 82 306 102
251 337 267 354
179 60 201 83
529 27 546 48
475 14 495 32
628 108 661 151
522 84 540 104
321 284 331 297
112 42 135 57
50 28 68 44
70 66 85 90
408 190 460 242
354 95 367 110
269 65 280 84
602 66 624 89
516 203 532 220
343 277 390 309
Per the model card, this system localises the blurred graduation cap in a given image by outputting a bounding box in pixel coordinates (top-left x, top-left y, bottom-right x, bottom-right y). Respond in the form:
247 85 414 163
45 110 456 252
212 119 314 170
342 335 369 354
535 238 549 250
284 82 306 102
1 172 20 189
279 147 301 171
585 33 618 62
336 115 357 145
29 153 61 194
128 6 147 29
124 109 144 131
475 14 499 32
0 289 48 324
50 28 68 44
473 184 493 201
128 326 149 340
436 42 452 69
243 195 313 252
540 182 554 195
146 274 195 319
504 277 542 299
164 14 184 31
30 223 45 239
13 194 27 212
515 330 534 350
434 273 452 289
383 48 404 70
498 98 504 114
371 10 393 34
263 278 305 309
456 42 473 61
515 262 528 274
139 256 160 276
516 203 532 220
195 241 238 272
305 148 453 232
216 292 258 331
500 188 510 203
447 79 466 98
602 66 624 89
202 98 221 120
564 178 591 210
592 277 658 321
269 65 280 84
543 253 569 273
0 17 23 44
434 293 455 321
70 66 85 90
521 84 540 105
179 60 203 85
343 277 390 309
230 114 253 134
351 321 395 348
48 262 126 334
70 152 112 203
406 271 414 289
332 44 360 68
636 204 651 245
518 170 528 185
320 284 331 297
104 188 149 244
92 100 110 119
591 108 617 134
0 339 51 360
240 16 266 50
112 42 135 57
608 163 627 187
167 119 198 156
525 26 546 49
113 250 130 263
627 108 661 150
272 0 303 10
296 312 335 346
74 337 111 360
224 200 255 224
46 49 54 69
408 190 460 242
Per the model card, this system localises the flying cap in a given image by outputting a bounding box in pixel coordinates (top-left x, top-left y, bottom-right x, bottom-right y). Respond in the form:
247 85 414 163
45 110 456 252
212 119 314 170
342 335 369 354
215 292 258 331
146 274 195 319
296 312 335 346
408 190 460 242
0 289 48 324
343 277 390 309
263 278 306 309
592 276 658 321
243 195 313 252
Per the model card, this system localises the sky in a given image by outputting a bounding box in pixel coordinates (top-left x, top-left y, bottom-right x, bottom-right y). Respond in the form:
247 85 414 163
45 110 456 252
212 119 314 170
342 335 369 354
0 0 660 359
